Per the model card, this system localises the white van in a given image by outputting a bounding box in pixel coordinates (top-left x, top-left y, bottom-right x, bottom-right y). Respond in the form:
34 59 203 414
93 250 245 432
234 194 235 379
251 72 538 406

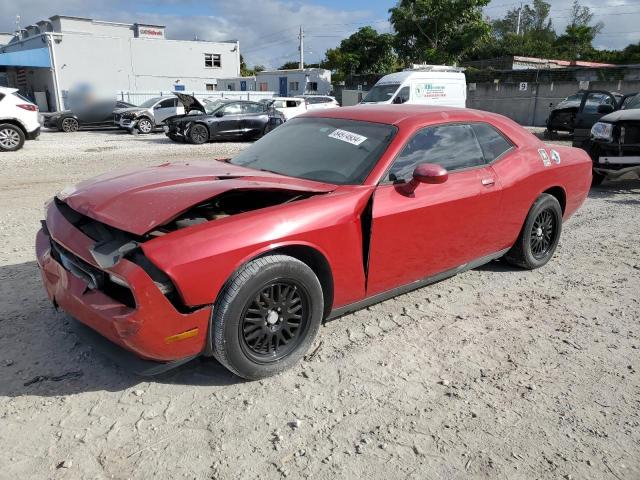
360 66 467 108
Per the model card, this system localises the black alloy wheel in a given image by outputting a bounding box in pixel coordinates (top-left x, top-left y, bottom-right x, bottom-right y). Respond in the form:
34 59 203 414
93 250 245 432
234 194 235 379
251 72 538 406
211 254 324 380
240 281 310 363
61 117 79 132
189 124 208 144
530 209 556 259
504 193 563 270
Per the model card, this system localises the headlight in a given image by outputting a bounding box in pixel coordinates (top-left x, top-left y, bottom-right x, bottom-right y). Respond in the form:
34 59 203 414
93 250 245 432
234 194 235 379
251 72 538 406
591 122 613 141
57 185 77 200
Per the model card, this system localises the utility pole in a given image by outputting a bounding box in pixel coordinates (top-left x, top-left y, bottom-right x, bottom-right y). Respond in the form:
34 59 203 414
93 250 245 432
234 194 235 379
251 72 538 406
298 26 304 69
516 2 523 35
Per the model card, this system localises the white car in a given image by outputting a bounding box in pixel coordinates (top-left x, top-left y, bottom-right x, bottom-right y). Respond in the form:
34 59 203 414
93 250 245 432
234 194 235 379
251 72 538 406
0 87 40 152
114 96 185 134
297 95 339 110
271 97 307 120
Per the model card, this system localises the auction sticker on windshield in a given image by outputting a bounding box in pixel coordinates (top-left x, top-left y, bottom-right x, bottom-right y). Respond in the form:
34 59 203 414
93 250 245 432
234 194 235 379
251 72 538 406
328 129 368 146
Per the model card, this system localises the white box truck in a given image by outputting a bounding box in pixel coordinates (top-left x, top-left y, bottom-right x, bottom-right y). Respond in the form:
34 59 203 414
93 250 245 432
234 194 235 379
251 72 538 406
360 65 467 108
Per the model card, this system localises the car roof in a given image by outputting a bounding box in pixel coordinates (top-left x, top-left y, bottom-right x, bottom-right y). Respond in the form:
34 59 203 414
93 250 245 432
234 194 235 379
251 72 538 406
273 97 303 101
301 105 535 145
0 87 18 95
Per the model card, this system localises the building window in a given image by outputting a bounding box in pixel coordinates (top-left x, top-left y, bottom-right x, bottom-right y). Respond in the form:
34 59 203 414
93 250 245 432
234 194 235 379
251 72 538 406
307 81 318 91
205 53 221 68
227 83 235 91
259 82 268 92
289 81 299 92
206 84 215 91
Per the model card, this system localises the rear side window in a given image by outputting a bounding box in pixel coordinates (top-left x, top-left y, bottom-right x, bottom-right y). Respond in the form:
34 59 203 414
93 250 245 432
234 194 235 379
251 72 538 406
471 123 513 162
389 124 485 181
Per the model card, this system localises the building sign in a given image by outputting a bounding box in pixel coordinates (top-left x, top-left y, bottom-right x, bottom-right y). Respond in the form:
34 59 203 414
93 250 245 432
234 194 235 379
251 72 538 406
174 84 185 91
519 82 528 91
135 25 165 39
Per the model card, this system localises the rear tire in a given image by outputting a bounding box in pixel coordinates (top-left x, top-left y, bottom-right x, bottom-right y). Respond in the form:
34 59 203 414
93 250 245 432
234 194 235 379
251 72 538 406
591 171 606 187
60 117 79 133
212 255 324 380
189 124 209 144
505 194 562 270
0 124 25 152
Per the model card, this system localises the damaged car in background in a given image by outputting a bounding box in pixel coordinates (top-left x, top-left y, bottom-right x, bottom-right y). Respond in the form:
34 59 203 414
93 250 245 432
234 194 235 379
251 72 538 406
114 95 185 134
164 94 285 144
586 92 640 185
36 105 591 380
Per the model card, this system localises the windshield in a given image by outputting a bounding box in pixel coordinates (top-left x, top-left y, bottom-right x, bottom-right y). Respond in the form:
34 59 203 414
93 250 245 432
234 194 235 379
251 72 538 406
229 117 397 185
204 99 226 114
139 97 163 108
555 93 583 109
623 94 640 110
362 83 401 103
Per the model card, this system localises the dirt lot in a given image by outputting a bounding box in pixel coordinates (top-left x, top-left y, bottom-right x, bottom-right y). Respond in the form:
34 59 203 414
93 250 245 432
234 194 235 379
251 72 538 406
0 129 638 480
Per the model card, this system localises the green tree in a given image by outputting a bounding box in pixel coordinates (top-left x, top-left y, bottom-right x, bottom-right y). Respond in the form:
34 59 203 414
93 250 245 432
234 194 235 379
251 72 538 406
321 26 398 79
555 1 603 59
389 0 491 64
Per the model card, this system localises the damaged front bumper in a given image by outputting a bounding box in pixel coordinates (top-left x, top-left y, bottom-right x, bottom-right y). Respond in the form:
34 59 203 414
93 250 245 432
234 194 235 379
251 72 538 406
35 203 212 369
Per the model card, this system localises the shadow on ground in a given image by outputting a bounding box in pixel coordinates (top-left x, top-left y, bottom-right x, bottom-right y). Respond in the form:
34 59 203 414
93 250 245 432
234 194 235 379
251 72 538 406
0 261 242 399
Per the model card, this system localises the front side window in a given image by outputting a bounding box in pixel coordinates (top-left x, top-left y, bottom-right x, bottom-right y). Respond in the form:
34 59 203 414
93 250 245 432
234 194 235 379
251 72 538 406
242 103 264 114
222 103 242 115
139 97 163 108
393 86 410 104
157 98 176 109
583 93 614 114
230 117 397 185
389 124 485 182
205 53 221 68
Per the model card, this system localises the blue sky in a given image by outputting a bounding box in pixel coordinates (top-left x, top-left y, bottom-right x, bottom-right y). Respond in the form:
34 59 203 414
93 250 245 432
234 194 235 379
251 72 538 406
1 0 638 67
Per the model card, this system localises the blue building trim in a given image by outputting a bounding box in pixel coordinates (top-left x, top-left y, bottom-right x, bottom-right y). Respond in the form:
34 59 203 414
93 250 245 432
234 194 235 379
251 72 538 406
0 47 51 68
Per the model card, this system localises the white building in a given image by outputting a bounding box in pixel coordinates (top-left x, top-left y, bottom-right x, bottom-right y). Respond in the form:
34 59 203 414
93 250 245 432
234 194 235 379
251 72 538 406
0 16 241 111
255 69 332 96
217 76 257 91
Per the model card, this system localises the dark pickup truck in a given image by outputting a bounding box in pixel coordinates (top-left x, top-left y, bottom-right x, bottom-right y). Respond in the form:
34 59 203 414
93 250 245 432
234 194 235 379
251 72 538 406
572 92 640 185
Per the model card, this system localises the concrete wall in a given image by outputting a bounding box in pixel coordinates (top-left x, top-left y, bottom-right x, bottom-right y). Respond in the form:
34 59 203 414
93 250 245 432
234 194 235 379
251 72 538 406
466 80 640 126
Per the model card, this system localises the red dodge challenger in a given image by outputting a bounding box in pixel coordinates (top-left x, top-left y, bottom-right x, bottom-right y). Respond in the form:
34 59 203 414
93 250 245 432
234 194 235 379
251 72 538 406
36 105 592 379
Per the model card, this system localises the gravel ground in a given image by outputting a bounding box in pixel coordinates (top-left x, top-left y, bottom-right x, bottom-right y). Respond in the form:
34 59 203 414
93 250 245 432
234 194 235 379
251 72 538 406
0 128 638 479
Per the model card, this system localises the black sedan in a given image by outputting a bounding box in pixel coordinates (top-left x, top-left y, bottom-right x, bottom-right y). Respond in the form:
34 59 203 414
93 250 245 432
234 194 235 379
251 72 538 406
43 100 136 132
165 94 285 144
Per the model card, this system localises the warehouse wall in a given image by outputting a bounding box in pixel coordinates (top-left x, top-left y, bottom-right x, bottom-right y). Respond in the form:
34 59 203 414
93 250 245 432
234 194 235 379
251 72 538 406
466 80 640 127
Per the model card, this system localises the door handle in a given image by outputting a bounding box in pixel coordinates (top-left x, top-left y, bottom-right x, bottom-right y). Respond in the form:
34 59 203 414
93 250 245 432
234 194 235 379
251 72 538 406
481 178 495 186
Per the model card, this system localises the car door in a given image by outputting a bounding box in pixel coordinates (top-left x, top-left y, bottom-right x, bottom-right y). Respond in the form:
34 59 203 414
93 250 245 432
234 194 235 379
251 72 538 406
366 123 505 296
153 98 178 124
240 102 268 136
212 102 243 138
573 91 618 145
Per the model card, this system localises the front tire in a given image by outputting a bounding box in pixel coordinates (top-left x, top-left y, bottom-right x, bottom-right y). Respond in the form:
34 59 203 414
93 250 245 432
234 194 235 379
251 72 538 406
137 117 153 134
505 194 563 270
189 124 209 144
212 255 324 380
0 124 25 152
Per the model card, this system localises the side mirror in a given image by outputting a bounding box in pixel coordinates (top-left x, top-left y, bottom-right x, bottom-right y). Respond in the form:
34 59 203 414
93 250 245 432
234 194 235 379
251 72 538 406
597 104 614 114
401 163 448 194
215 111 224 118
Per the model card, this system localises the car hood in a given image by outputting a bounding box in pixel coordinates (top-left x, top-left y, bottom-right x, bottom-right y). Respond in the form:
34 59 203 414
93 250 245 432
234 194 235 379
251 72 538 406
173 92 207 113
58 161 337 235
600 109 640 123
